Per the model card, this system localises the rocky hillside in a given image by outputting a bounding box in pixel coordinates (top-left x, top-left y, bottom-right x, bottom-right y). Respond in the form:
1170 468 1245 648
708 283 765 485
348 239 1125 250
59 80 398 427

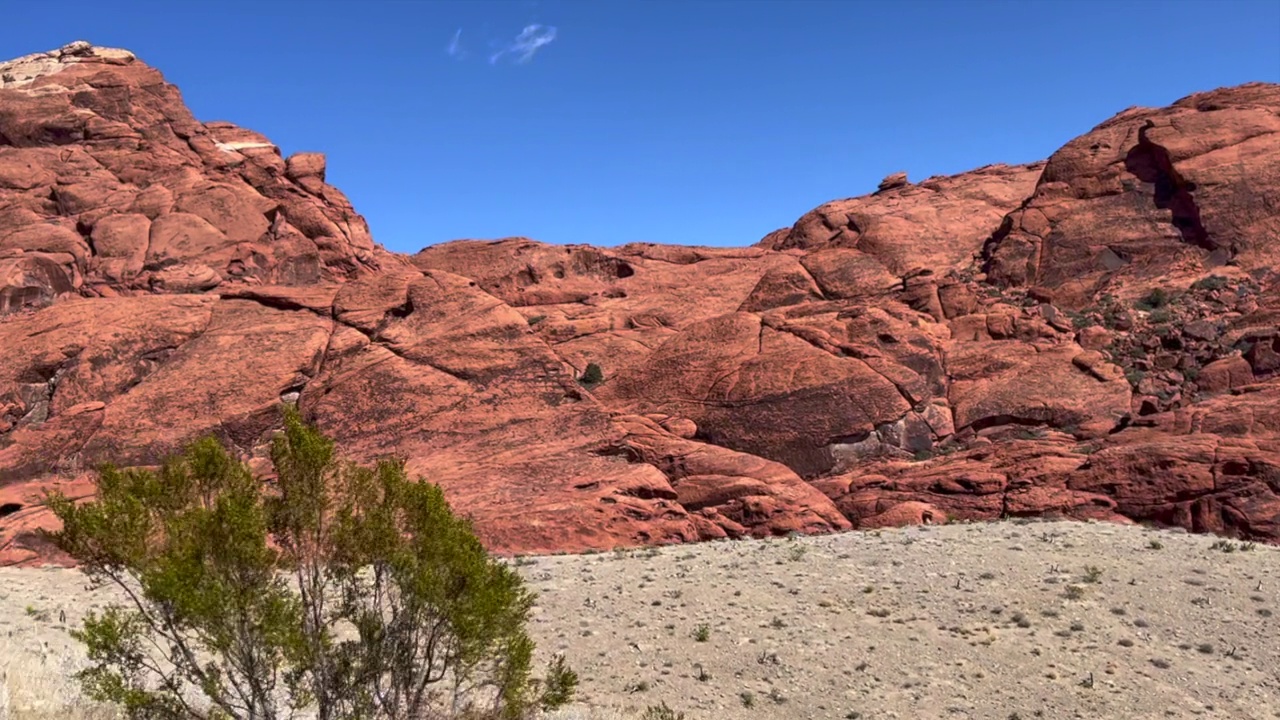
1 43 1277 565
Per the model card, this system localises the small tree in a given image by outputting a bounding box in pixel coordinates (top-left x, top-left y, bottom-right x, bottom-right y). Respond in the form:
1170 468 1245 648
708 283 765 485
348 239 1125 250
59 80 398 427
578 363 604 387
46 407 575 720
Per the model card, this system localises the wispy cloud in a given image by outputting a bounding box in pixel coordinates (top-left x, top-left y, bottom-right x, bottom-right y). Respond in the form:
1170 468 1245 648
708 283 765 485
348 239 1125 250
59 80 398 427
488 24 558 65
446 28 465 59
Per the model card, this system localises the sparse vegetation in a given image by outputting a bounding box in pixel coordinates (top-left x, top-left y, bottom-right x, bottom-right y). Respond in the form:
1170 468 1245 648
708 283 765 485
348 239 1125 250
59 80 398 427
5 516 1275 719
693 623 711 642
1211 539 1240 553
640 703 685 720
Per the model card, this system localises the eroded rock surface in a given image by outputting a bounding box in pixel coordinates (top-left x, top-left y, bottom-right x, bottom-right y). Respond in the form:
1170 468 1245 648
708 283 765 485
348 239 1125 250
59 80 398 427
2 44 1278 564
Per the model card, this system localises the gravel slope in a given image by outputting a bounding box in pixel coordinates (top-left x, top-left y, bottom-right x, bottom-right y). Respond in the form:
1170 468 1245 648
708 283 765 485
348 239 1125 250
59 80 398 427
3 520 1279 720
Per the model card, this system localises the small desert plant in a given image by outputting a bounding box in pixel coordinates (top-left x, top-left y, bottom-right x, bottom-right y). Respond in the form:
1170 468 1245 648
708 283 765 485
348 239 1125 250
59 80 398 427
579 362 604 387
1192 275 1229 292
1210 539 1239 553
45 406 574 720
1136 288 1172 311
1064 584 1087 600
1148 538 1164 550
740 691 755 707
692 624 711 642
23 604 49 622
640 704 685 720
1083 565 1104 583
1069 312 1096 329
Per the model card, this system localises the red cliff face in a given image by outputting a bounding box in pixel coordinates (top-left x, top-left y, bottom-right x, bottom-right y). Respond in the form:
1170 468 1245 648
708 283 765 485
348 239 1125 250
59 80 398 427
2 43 1277 565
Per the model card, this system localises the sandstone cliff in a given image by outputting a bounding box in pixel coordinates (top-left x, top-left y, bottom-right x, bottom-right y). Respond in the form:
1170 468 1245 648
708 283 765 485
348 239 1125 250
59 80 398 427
2 43 1277 565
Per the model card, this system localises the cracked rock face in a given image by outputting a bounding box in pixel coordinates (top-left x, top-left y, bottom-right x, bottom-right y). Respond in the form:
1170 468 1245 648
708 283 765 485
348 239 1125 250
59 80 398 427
2 44 1279 565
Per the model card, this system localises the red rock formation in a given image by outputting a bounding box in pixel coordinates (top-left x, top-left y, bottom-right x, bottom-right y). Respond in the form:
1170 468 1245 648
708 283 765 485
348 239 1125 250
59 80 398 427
2 43 1278 565
983 83 1280 308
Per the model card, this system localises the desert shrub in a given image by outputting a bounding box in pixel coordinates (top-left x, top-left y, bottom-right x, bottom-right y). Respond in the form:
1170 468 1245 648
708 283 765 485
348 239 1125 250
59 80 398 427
1192 275 1229 292
45 406 574 720
579 362 604 387
1210 539 1239 553
1136 288 1172 311
1069 312 1097 329
640 704 685 720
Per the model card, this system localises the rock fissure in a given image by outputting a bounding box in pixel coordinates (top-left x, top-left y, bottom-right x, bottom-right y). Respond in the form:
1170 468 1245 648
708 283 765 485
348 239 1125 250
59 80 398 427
1123 120 1216 254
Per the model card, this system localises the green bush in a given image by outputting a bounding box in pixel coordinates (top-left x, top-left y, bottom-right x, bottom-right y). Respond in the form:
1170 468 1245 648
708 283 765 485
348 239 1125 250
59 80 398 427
1192 275 1229 292
1136 288 1171 311
579 362 604 387
45 407 574 720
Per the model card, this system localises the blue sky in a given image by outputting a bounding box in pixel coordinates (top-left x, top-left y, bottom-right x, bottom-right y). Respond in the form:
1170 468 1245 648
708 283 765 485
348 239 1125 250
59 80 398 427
3 1 1278 253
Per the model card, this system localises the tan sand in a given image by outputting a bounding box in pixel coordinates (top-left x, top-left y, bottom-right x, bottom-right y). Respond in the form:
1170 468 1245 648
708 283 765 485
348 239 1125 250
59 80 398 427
3 520 1279 720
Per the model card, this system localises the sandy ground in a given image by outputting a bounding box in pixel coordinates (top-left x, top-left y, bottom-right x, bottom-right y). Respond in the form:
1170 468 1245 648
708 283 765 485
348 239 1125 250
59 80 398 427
3 520 1280 720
